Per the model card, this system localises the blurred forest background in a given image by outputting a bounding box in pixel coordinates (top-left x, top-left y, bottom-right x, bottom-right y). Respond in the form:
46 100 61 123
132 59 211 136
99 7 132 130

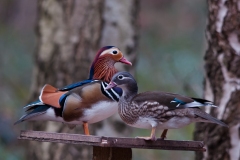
0 0 207 159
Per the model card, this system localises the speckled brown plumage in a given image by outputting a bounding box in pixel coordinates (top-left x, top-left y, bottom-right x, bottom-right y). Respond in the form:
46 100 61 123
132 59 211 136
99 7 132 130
106 71 228 141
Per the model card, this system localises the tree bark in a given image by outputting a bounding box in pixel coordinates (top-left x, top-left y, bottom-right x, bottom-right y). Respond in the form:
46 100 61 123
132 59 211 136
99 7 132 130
93 0 139 137
26 0 138 159
194 0 240 160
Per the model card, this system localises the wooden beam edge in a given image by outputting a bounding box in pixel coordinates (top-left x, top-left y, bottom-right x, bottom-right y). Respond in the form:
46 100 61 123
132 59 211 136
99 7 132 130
18 130 206 152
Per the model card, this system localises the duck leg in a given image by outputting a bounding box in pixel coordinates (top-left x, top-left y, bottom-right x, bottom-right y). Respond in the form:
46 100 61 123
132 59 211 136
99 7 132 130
83 122 90 135
160 129 168 140
136 127 156 141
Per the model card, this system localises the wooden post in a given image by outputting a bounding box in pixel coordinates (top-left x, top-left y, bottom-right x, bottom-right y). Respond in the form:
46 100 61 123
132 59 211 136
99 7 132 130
93 147 132 160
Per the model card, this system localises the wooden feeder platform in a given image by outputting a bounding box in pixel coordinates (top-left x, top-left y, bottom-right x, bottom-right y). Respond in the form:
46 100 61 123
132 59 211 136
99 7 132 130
18 130 206 160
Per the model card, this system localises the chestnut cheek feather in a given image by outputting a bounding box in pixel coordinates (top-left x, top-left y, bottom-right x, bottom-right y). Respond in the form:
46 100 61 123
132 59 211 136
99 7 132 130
113 52 132 65
113 53 123 61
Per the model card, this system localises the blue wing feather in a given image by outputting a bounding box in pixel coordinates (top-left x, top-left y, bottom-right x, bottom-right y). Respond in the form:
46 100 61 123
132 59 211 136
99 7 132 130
59 94 68 108
58 79 96 91
170 97 216 108
24 100 44 110
171 98 187 105
14 105 51 125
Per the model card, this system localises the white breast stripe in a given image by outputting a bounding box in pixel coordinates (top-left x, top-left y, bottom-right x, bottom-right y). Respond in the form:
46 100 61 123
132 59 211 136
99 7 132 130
101 82 115 100
104 82 120 99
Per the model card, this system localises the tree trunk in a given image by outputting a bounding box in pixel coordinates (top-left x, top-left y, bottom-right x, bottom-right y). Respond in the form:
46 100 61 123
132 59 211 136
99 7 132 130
26 0 138 159
194 0 240 160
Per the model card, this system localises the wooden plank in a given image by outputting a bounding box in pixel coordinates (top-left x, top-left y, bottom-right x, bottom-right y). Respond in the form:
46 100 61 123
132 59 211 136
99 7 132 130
101 136 205 151
20 130 101 142
18 130 206 152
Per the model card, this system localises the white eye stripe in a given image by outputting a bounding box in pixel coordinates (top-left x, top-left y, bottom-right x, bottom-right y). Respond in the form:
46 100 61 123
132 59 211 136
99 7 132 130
100 48 120 56
117 75 131 80
118 75 124 79
124 77 131 80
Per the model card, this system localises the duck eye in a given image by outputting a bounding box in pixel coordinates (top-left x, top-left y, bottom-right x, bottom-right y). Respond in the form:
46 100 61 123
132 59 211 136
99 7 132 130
118 75 123 80
112 50 118 54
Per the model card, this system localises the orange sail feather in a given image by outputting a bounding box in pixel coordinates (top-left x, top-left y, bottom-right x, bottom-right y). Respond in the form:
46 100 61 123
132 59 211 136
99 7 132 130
39 84 67 108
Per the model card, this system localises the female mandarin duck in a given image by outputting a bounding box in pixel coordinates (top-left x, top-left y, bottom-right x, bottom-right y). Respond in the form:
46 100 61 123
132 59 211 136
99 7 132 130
15 46 132 135
106 72 227 141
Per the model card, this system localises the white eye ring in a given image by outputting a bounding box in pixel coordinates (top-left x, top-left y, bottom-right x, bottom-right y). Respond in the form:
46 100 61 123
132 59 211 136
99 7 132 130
112 50 118 54
118 75 124 80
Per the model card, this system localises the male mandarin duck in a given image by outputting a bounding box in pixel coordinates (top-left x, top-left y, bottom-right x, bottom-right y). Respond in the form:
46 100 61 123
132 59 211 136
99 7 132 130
106 72 227 141
15 46 132 135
